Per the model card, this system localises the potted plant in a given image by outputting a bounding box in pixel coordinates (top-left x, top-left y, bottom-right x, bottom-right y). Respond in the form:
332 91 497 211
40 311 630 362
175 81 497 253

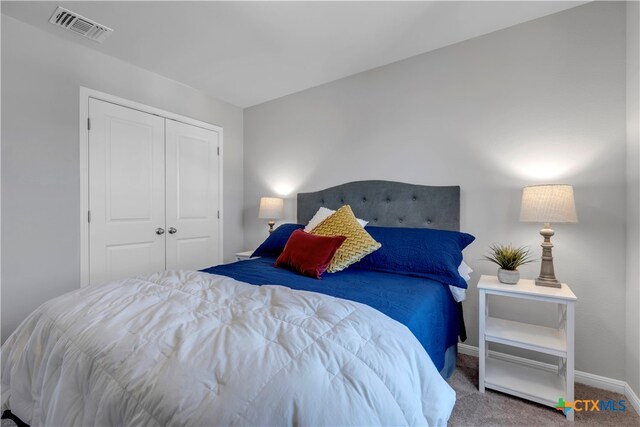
483 243 535 284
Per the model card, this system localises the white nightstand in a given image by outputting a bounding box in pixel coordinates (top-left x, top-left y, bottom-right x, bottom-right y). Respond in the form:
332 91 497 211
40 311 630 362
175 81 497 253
235 250 255 261
478 275 577 421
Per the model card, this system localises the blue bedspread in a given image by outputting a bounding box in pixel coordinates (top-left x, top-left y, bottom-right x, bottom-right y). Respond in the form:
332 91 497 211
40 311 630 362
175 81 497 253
202 257 459 371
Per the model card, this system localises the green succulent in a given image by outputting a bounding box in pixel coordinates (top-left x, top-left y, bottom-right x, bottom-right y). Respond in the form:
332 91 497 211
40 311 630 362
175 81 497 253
483 243 535 271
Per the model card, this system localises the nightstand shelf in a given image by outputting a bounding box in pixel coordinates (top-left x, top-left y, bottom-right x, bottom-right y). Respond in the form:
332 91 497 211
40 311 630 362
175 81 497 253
485 317 566 356
478 275 577 421
485 357 565 407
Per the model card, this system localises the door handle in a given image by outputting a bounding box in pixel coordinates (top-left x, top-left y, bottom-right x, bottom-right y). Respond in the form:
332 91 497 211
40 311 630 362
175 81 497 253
168 227 177 234
155 228 165 235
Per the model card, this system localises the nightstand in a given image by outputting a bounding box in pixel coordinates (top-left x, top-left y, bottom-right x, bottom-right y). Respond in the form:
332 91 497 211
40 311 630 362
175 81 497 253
235 251 255 261
478 275 577 420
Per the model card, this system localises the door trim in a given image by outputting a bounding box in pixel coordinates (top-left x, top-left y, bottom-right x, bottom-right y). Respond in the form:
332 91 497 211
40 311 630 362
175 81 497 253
79 87 224 287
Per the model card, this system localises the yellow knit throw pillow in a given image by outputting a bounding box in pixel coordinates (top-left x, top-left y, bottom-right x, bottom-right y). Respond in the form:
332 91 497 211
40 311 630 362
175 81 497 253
310 205 381 273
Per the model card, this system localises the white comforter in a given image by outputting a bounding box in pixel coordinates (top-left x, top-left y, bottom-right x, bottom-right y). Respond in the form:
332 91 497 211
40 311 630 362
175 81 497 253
1 270 455 426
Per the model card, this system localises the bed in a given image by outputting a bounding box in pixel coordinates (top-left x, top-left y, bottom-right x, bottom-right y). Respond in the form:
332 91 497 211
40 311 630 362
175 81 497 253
207 180 467 379
1 180 470 426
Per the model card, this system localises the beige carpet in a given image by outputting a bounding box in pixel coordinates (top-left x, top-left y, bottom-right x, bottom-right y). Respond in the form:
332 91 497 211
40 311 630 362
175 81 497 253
449 354 640 426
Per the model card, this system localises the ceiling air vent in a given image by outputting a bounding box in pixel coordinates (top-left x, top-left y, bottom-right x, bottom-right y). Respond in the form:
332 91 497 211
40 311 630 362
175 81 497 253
49 6 113 43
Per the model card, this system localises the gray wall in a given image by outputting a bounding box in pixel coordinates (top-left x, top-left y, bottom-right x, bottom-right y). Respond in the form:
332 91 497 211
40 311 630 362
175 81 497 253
626 0 640 398
1 15 244 342
244 2 628 380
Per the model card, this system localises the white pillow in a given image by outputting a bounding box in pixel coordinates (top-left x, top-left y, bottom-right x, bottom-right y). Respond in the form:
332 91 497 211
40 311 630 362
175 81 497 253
304 207 369 232
458 260 472 281
449 261 472 302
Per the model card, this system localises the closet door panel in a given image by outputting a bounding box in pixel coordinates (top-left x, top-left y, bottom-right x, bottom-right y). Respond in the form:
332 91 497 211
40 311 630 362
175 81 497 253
165 120 220 270
88 99 166 285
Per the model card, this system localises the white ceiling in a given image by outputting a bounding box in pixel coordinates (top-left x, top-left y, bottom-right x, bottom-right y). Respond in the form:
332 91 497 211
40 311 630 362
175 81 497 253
2 1 588 108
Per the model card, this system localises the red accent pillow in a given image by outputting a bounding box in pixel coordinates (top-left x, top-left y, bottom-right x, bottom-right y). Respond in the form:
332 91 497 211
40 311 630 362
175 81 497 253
275 229 347 279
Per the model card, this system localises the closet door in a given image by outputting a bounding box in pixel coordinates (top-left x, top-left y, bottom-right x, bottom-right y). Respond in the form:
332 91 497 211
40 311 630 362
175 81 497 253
88 99 166 285
165 120 220 270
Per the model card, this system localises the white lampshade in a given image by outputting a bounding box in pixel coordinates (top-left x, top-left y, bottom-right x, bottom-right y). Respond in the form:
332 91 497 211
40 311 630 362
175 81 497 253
258 197 284 219
520 184 578 224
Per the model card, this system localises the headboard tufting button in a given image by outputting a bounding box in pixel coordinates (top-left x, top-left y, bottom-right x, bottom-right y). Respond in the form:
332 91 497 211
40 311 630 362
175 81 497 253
386 197 391 203
412 196 417 201
373 218 378 222
320 199 325 204
340 199 344 204
362 197 367 202
398 218 404 223
426 219 432 224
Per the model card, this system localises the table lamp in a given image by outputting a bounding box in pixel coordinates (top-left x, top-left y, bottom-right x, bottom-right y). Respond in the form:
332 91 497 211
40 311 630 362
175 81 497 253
520 184 578 288
259 197 284 234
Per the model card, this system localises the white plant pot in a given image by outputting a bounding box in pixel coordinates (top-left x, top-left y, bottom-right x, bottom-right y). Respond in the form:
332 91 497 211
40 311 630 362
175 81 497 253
497 268 519 284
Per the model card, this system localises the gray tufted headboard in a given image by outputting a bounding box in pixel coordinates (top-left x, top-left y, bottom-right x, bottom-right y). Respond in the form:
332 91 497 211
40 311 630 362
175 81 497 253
297 180 460 231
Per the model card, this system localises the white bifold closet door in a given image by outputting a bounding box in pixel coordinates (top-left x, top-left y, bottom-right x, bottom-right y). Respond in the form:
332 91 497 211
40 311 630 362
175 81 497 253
88 98 220 285
165 119 220 271
89 99 166 285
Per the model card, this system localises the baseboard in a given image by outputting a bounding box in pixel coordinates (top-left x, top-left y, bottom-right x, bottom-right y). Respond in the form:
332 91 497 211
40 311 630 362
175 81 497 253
625 382 640 415
458 343 640 415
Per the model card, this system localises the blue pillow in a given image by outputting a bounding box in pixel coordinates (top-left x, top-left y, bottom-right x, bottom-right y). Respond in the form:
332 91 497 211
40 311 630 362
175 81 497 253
252 224 305 258
353 226 475 288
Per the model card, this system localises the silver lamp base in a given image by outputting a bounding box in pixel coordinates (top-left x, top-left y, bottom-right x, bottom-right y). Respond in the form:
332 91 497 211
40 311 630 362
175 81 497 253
536 223 562 288
535 277 561 288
